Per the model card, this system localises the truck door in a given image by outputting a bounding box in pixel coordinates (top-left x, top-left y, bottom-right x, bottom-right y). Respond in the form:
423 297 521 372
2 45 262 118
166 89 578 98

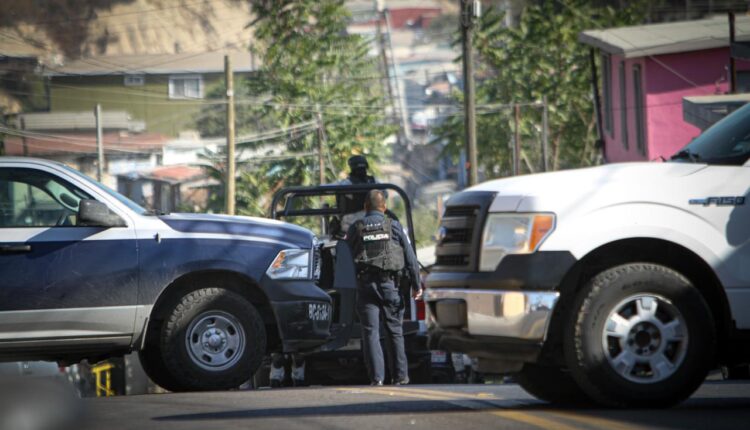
683 164 750 329
721 164 750 329
0 167 139 346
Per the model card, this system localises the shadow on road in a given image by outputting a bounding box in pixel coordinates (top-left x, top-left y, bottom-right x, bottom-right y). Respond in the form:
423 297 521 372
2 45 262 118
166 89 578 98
151 394 750 430
153 399 472 421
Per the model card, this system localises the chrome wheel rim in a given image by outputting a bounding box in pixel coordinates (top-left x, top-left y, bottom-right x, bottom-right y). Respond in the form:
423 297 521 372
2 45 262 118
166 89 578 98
186 311 245 371
601 294 688 384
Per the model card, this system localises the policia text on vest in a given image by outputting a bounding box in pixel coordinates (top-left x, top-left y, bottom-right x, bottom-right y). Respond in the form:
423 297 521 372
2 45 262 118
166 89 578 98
346 190 422 386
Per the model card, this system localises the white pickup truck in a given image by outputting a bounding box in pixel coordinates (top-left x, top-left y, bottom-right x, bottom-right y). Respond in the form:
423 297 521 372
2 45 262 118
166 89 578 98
425 103 750 407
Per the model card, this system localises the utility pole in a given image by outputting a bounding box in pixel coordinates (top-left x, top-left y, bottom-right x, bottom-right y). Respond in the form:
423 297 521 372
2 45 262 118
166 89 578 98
375 1 394 117
382 5 411 145
513 103 520 176
316 107 327 185
20 116 28 157
225 54 236 215
729 12 737 94
541 96 549 172
460 0 480 185
95 104 103 182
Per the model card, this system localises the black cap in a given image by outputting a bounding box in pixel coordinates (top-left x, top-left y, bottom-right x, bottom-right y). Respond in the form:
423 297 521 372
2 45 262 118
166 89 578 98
348 155 368 170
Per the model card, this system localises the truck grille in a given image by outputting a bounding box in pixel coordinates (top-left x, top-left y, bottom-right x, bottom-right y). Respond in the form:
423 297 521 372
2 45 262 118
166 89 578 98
312 239 322 280
435 255 469 266
433 192 497 272
441 227 472 244
435 205 477 268
443 206 479 218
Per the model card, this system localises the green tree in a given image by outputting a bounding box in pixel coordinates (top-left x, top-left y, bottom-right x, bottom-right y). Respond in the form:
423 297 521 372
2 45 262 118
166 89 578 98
435 1 645 177
197 0 394 216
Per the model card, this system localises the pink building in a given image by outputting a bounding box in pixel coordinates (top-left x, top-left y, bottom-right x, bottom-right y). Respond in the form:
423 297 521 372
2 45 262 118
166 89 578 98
580 15 750 162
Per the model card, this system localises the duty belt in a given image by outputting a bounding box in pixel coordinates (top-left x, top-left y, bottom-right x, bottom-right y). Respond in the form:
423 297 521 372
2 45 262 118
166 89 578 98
357 268 398 280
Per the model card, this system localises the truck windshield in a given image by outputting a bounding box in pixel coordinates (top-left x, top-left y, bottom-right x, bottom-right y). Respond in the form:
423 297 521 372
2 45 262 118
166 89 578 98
671 103 750 165
59 164 148 215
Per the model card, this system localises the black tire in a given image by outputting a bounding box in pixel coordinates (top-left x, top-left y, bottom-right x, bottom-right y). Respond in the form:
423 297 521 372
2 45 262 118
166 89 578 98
409 356 432 384
516 364 591 405
160 288 266 391
565 263 715 408
138 330 185 392
722 365 750 380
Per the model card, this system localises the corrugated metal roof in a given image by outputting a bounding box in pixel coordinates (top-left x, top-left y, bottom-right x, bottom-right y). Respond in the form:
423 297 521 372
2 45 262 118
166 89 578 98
579 15 750 58
3 132 169 156
47 49 257 76
16 111 145 132
140 165 205 184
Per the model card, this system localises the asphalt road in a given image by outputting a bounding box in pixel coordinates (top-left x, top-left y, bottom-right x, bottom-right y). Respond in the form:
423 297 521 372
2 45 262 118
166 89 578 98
81 381 750 430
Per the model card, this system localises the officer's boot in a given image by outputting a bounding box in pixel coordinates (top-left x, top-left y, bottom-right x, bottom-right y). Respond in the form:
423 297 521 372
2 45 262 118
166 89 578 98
270 353 285 388
291 358 305 387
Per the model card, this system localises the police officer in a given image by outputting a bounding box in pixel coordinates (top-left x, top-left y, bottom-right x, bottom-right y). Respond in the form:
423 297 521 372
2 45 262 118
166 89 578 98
346 190 422 386
336 155 377 185
335 155 380 233
269 352 305 387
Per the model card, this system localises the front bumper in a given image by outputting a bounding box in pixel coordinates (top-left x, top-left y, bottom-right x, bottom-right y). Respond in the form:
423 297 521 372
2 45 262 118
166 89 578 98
424 288 559 361
261 277 334 352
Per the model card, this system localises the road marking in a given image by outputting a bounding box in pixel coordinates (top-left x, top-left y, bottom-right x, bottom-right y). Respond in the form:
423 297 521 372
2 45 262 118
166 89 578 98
335 387 583 430
336 387 451 401
335 386 497 401
380 386 499 400
490 410 579 430
547 410 640 430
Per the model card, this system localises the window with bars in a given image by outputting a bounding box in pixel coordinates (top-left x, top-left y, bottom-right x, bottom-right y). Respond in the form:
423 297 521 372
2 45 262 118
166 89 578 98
633 64 646 156
124 75 144 86
602 54 613 137
168 75 203 99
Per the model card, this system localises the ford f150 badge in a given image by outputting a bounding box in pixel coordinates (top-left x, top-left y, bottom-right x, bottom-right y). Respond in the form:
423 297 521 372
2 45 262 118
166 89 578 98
689 196 746 206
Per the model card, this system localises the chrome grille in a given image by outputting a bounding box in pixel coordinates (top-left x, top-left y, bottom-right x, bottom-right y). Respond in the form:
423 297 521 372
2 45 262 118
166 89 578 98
432 191 496 273
312 238 322 280
435 205 478 268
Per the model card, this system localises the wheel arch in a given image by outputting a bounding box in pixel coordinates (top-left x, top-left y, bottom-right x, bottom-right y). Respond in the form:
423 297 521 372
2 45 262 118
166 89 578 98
140 270 280 352
543 237 732 365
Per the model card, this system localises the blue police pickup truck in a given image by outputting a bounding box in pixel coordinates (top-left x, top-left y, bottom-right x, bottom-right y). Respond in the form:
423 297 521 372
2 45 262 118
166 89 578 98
0 157 350 391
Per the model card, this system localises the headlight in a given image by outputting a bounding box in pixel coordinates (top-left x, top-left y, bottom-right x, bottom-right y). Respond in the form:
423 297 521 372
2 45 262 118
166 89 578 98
266 249 311 279
479 213 555 271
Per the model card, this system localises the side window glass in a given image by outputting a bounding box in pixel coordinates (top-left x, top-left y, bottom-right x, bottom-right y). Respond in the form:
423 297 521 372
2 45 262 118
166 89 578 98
0 168 92 228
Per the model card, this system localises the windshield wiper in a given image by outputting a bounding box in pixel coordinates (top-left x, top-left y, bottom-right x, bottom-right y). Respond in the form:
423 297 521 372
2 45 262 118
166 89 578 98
670 149 702 162
143 209 169 216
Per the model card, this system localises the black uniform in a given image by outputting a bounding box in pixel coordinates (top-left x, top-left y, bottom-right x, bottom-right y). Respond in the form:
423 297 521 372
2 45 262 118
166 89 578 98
346 211 420 384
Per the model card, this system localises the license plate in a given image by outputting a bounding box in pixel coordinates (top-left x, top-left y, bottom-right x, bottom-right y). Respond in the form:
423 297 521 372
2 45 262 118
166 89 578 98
308 303 330 321
431 350 447 363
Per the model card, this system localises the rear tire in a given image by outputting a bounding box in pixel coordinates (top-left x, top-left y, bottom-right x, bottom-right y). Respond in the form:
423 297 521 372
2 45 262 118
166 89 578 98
516 364 591 405
565 263 715 408
159 288 266 391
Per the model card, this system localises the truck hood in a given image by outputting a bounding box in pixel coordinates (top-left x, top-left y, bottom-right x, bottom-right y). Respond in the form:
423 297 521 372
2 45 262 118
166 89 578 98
469 162 708 199
158 213 314 248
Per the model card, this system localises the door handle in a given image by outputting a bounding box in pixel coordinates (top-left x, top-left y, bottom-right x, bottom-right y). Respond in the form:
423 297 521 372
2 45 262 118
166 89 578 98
0 244 32 253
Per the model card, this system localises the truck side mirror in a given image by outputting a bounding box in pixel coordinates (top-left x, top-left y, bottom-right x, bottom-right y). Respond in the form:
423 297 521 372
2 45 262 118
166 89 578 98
78 199 127 228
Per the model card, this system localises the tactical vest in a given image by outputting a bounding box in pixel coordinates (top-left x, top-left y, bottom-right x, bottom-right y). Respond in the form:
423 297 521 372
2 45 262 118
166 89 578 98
353 217 406 272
